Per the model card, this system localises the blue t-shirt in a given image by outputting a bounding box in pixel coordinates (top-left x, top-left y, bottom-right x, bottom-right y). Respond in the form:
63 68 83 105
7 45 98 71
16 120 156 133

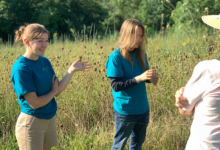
105 48 150 115
11 56 57 119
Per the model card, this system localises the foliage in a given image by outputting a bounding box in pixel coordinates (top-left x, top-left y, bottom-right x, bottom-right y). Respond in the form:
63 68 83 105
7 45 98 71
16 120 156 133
139 0 179 31
0 0 108 41
1 26 220 149
1 0 220 41
101 0 180 35
171 0 220 33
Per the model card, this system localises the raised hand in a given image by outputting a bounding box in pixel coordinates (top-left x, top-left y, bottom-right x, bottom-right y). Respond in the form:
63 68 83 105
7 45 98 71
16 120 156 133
68 59 92 74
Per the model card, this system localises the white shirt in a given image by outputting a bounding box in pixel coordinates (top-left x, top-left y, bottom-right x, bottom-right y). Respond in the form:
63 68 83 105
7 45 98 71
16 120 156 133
183 59 220 150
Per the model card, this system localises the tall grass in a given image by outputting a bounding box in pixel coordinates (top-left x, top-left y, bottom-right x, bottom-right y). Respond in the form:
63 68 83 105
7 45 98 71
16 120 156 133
1 28 220 150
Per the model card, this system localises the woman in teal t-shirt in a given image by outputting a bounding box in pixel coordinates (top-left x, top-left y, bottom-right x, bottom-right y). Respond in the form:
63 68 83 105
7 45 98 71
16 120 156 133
11 23 91 150
106 19 159 150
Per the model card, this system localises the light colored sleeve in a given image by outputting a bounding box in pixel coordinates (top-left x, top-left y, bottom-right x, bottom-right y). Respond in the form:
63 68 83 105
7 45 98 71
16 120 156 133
182 62 211 111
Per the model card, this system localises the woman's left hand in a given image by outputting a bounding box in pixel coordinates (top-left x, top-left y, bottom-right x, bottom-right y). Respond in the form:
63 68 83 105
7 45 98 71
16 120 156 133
68 59 92 74
175 87 189 108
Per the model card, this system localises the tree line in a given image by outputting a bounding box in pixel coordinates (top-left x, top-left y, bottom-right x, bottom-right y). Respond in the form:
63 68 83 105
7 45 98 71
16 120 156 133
0 0 220 42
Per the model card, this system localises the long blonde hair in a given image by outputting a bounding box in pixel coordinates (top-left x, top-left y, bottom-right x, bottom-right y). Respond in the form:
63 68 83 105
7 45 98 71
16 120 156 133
117 19 148 70
15 23 49 43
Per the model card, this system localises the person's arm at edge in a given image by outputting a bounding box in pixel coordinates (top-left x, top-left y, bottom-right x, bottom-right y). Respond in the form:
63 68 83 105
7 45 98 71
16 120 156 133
175 87 194 115
179 107 195 115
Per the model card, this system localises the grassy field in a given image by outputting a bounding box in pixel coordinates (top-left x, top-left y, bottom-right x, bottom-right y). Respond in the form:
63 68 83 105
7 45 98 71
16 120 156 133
1 29 220 150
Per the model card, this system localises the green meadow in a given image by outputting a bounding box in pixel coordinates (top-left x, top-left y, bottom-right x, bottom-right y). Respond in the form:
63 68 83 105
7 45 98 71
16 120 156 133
1 29 220 150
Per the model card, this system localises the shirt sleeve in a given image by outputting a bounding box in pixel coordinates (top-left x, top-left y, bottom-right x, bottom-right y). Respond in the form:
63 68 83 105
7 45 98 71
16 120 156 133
110 77 137 92
182 62 211 111
105 52 124 78
12 70 37 99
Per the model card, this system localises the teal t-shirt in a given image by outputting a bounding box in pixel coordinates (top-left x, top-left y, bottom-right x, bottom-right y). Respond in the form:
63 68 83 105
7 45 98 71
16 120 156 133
105 48 150 115
11 56 57 119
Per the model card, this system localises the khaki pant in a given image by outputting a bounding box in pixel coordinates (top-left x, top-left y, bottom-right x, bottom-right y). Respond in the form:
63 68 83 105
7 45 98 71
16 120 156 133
15 113 58 150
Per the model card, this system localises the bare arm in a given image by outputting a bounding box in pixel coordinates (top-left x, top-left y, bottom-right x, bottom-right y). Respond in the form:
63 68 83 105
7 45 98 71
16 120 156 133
24 75 58 109
175 87 194 115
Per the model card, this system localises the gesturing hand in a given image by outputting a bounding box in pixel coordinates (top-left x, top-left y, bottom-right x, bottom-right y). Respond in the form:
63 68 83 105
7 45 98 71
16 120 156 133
68 59 92 74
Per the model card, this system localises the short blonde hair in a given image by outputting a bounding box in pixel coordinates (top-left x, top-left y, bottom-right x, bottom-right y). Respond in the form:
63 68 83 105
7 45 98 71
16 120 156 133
15 23 49 43
117 19 148 69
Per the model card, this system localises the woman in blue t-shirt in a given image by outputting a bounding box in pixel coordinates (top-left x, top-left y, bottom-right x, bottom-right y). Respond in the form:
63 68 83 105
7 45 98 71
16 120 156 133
106 19 159 150
11 23 91 150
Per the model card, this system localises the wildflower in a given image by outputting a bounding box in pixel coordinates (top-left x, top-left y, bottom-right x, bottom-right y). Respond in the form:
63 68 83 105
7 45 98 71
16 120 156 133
53 32 57 38
166 0 170 3
183 3 187 7
154 65 161 76
70 28 75 34
205 7 208 12
182 39 190 46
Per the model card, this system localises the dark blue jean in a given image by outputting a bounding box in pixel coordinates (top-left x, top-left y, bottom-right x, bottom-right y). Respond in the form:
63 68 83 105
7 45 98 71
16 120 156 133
111 110 150 150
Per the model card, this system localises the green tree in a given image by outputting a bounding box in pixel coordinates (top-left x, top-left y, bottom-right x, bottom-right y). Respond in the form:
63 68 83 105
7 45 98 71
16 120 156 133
0 0 108 41
102 0 142 34
0 0 41 42
102 0 181 35
171 0 220 32
138 0 180 33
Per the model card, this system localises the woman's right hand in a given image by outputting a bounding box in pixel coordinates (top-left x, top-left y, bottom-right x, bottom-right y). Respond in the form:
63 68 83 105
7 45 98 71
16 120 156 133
51 74 59 95
135 69 159 85
68 59 92 74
